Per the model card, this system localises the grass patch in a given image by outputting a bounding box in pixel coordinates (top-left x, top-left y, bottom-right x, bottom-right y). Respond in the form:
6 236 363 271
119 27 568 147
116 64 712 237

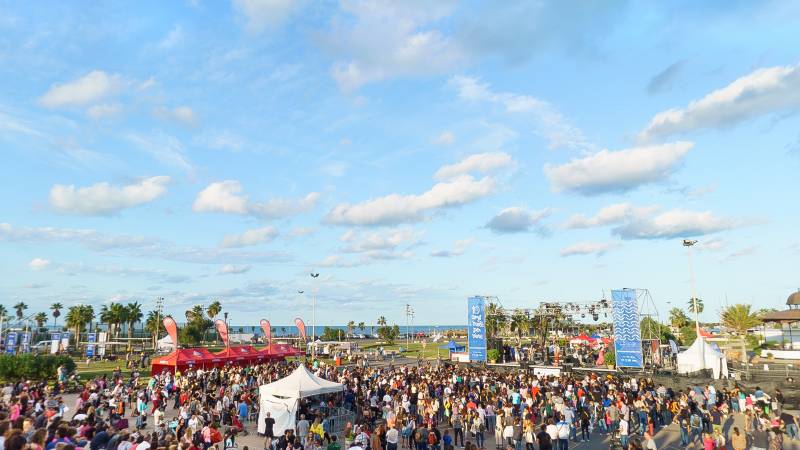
361 340 465 360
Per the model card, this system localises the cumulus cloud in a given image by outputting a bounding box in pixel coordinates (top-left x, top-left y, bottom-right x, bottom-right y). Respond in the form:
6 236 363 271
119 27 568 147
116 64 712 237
49 176 170 215
232 0 301 33
325 175 496 226
448 75 589 150
485 207 551 234
434 131 455 146
640 62 800 140
38 71 125 108
328 1 463 91
154 105 198 127
28 258 50 270
544 142 693 194
612 209 738 240
340 228 422 253
193 181 319 219
560 242 617 257
221 226 279 248
564 203 657 229
219 264 253 275
430 237 474 257
434 152 514 180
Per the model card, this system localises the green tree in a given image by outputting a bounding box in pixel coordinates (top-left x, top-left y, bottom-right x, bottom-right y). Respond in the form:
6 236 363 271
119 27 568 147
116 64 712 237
509 309 529 340
126 302 143 338
485 302 507 339
722 304 763 335
145 310 161 348
34 312 48 329
687 297 704 315
13 302 27 321
347 320 355 337
679 325 697 345
65 305 94 344
640 316 675 342
0 305 8 322
50 303 63 329
181 305 212 345
669 308 690 330
320 327 341 341
377 322 400 344
377 316 387 327
357 321 365 333
207 301 222 321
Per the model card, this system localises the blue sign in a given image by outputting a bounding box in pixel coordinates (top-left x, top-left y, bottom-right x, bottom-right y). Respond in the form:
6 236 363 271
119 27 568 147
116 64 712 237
20 332 30 353
5 332 17 355
611 289 643 368
467 296 487 362
86 333 96 357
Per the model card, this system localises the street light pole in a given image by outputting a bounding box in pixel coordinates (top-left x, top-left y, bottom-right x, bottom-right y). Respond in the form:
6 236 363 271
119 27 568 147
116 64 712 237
683 240 700 337
310 273 320 360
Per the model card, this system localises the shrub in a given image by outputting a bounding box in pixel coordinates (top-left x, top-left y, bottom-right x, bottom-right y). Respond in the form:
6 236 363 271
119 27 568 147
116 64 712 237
0 354 75 381
487 348 500 362
604 349 616 366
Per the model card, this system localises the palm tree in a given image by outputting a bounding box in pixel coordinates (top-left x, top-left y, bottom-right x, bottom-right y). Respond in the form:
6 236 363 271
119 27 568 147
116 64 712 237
185 305 205 323
485 302 507 339
100 305 115 336
13 302 27 321
110 303 127 337
722 304 763 335
207 301 222 321
50 303 63 329
145 310 161 348
65 305 94 345
125 302 143 338
358 321 365 333
34 312 48 329
509 309 529 340
669 308 690 330
377 316 387 326
0 305 8 322
687 297 704 315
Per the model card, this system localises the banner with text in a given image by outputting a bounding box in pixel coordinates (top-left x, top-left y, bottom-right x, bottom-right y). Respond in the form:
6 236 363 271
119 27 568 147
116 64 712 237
467 296 487 362
20 332 30 353
86 333 96 358
50 332 61 354
5 332 17 355
611 289 643 368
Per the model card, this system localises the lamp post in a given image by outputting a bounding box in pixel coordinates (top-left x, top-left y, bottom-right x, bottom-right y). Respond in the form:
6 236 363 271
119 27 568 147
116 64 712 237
310 272 319 359
682 240 700 337
154 297 164 350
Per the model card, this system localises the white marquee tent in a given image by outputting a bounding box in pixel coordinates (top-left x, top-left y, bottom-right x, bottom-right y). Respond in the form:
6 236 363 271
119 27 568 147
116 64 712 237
677 337 729 379
257 365 344 435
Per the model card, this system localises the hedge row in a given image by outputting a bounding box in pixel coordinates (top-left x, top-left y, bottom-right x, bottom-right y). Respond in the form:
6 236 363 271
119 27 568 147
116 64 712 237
0 354 76 381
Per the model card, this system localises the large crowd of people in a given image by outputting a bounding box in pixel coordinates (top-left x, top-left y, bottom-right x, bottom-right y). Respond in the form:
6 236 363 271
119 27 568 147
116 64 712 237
0 359 795 450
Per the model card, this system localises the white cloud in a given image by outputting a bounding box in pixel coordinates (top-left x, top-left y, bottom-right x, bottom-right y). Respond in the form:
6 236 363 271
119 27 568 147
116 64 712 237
485 207 551 234
640 62 800 140
193 180 319 219
697 237 727 252
340 228 422 253
49 176 170 215
0 223 154 250
38 71 125 108
126 132 193 172
448 75 589 150
434 152 514 180
564 203 657 229
221 226 279 247
433 131 455 146
328 1 463 91
194 130 245 152
430 237 474 257
289 226 317 237
87 103 122 119
154 105 198 126
158 25 184 49
560 242 616 257
320 161 349 177
219 264 253 275
325 175 496 226
28 258 50 270
612 208 738 240
232 0 301 33
544 142 693 194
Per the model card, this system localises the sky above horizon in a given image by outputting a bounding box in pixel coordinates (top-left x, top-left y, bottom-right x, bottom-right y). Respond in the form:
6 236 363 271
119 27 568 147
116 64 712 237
2 0 799 326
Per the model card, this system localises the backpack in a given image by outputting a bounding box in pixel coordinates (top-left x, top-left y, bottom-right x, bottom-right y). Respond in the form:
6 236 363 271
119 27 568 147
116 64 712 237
428 433 437 445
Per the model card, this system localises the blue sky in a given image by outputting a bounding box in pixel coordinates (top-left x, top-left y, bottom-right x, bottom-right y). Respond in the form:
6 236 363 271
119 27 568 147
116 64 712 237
2 0 799 326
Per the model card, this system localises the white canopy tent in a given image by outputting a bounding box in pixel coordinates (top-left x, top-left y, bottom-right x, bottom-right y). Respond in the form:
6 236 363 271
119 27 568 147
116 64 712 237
156 335 174 352
257 365 344 435
677 337 729 379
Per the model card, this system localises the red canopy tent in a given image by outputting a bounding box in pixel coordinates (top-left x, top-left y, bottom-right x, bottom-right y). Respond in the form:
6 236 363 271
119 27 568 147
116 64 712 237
259 343 305 359
151 348 217 374
214 345 268 364
576 333 596 342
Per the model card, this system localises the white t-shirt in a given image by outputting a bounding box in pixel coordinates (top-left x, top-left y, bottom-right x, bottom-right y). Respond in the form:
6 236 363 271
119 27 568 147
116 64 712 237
386 428 399 444
619 420 629 436
546 424 558 441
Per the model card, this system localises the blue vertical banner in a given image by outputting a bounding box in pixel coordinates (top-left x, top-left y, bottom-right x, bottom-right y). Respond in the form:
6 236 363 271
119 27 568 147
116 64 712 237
86 333 96 358
5 332 17 355
611 289 643 368
50 332 61 354
467 296 487 362
20 332 30 353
